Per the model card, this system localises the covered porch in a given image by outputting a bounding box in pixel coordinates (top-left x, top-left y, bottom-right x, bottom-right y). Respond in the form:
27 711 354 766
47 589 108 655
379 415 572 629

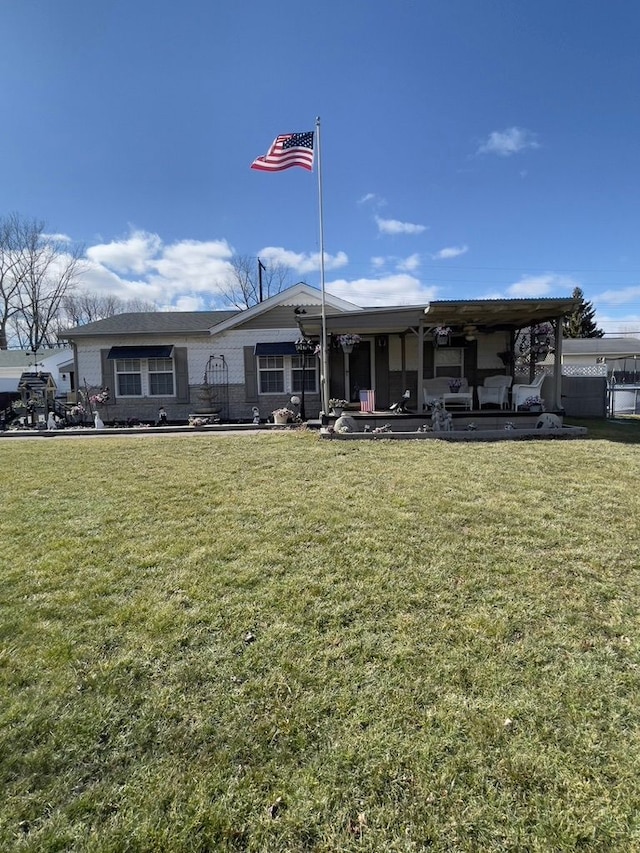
299 296 580 417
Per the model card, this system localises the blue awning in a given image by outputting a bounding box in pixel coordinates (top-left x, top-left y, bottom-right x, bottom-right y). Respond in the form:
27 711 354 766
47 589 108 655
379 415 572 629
254 342 299 356
107 346 174 359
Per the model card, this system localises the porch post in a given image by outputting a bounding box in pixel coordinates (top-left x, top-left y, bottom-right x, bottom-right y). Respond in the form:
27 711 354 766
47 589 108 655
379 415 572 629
418 319 424 410
553 315 563 411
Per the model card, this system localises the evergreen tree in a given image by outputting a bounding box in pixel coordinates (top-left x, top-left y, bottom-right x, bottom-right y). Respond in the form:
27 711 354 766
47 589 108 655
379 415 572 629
563 287 604 338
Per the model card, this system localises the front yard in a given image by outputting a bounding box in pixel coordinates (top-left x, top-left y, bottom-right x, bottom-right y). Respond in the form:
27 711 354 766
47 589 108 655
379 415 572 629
1 424 639 851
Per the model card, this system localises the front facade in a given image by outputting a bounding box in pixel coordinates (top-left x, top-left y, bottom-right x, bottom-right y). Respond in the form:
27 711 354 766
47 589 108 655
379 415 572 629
59 287 579 422
59 284 358 423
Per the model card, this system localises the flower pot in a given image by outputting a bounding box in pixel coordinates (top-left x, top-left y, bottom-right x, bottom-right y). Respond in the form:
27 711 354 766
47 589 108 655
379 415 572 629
273 413 289 424
449 388 459 394
436 335 450 347
341 344 354 354
331 407 344 417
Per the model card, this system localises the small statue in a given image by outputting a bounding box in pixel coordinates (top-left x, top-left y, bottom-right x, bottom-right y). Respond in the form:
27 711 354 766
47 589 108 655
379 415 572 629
389 390 411 413
47 412 58 430
431 401 452 431
94 412 105 430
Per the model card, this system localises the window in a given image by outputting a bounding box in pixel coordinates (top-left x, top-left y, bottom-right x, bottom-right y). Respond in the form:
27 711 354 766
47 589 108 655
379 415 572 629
114 357 175 397
292 355 316 392
116 359 142 396
434 347 463 378
258 356 284 393
257 355 318 394
148 358 174 395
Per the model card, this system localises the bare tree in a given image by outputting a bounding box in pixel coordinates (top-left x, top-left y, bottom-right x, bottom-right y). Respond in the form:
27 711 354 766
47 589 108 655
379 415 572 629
0 214 28 348
217 255 292 309
60 290 158 328
0 214 85 351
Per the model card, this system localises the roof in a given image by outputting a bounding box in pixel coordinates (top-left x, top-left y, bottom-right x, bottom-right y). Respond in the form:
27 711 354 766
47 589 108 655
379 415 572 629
59 310 239 339
58 283 360 341
0 347 71 367
562 337 640 356
300 297 581 335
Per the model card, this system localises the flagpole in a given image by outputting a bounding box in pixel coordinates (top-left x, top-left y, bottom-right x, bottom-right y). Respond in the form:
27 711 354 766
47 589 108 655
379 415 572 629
316 115 329 415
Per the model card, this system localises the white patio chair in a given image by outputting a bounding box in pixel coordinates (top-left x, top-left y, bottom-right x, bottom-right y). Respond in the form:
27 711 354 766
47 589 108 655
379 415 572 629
511 373 545 410
477 375 512 409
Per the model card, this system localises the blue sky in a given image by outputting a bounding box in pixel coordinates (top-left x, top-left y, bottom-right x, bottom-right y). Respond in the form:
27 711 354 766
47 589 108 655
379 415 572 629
1 0 639 333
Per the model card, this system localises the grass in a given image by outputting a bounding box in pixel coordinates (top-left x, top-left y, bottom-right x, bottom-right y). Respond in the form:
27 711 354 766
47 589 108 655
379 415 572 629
1 422 640 851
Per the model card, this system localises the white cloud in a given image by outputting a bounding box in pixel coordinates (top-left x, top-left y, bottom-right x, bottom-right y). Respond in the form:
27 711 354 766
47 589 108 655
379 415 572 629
477 127 539 157
82 230 236 306
43 232 73 243
257 246 348 273
594 284 640 306
432 245 469 260
168 294 209 312
371 256 386 269
375 216 427 236
596 314 640 336
80 231 354 308
86 230 164 274
358 193 386 207
150 239 235 294
506 273 578 298
396 253 421 272
326 274 437 307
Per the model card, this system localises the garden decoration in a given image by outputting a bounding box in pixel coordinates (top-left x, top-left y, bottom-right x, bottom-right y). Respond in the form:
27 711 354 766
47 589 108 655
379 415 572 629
434 326 452 346
389 390 411 413
272 407 294 424
336 334 361 354
431 401 452 431
523 395 543 412
328 398 348 416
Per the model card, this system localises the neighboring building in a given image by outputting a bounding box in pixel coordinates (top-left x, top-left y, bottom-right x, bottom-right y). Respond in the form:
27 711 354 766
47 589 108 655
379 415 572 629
561 337 640 382
0 347 74 404
539 337 640 380
59 285 580 421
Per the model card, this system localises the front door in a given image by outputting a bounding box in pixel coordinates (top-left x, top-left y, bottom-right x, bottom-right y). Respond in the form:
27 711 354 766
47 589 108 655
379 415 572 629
348 341 372 403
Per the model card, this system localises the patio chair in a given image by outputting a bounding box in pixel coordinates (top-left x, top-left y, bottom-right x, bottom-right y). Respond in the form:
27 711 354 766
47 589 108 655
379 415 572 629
477 375 512 409
511 373 545 410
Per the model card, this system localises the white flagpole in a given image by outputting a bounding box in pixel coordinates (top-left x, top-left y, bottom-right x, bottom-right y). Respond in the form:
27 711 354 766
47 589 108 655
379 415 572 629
316 115 329 415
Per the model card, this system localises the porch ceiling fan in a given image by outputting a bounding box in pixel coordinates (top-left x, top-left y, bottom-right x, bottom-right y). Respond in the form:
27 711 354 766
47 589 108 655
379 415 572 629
463 325 478 341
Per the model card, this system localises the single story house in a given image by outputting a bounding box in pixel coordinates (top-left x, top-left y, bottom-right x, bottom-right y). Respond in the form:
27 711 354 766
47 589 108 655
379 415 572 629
58 283 357 422
59 283 580 421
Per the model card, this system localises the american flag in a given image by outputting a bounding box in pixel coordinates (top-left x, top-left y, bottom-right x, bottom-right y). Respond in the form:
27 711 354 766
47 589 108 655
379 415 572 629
251 132 314 172
359 390 376 412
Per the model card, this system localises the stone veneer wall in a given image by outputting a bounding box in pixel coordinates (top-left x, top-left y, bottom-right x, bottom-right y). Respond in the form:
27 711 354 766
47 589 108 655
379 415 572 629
97 384 322 424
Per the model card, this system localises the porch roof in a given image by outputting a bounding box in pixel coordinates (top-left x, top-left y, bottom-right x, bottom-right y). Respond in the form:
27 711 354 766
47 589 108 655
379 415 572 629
300 297 580 336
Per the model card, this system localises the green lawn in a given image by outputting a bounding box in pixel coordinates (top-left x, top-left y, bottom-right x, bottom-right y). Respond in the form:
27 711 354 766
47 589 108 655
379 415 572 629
1 424 640 852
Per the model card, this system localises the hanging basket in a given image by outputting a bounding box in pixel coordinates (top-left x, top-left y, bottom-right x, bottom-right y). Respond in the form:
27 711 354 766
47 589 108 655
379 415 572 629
435 334 450 347
341 343 354 354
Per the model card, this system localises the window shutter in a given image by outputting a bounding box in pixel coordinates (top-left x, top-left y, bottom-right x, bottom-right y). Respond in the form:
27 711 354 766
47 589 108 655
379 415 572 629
244 346 258 402
174 347 189 402
100 349 115 392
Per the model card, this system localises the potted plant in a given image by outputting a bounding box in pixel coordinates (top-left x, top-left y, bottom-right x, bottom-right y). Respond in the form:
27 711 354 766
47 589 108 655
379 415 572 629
523 395 544 412
272 407 294 425
448 378 462 393
434 326 452 346
328 398 348 416
336 334 361 354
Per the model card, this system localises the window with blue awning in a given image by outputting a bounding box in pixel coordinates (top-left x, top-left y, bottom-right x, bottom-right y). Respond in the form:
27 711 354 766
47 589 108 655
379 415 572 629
254 342 299 357
107 346 174 359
